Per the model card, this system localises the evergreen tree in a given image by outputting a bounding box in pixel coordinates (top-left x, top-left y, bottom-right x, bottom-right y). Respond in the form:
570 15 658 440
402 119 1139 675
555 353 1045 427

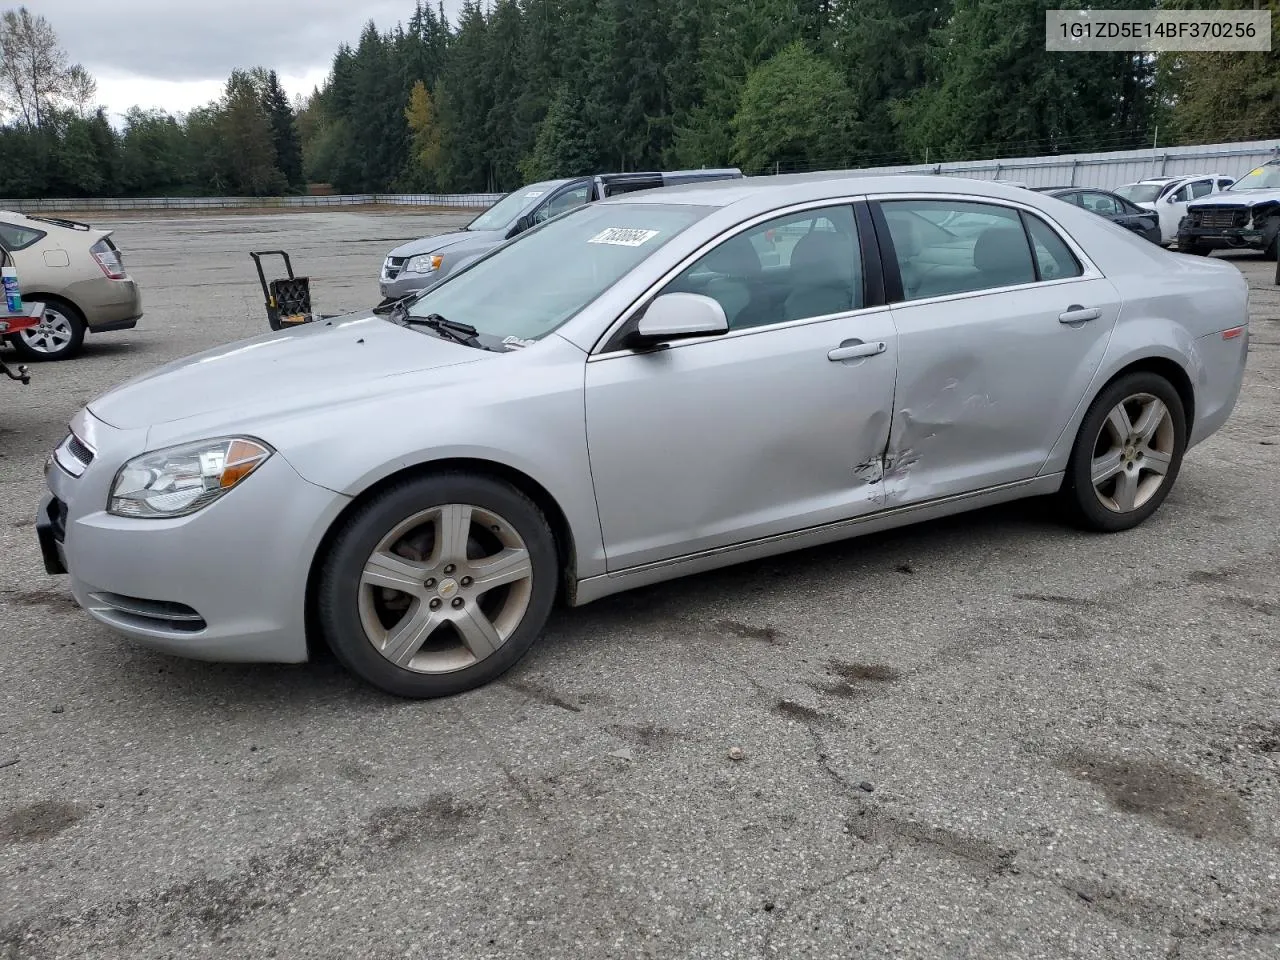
670 0 802 167
403 79 445 189
829 0 951 163
262 69 304 189
220 70 285 195
734 41 859 173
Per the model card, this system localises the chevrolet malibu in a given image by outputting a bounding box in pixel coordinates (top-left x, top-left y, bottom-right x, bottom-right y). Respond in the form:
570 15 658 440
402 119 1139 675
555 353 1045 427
37 175 1250 699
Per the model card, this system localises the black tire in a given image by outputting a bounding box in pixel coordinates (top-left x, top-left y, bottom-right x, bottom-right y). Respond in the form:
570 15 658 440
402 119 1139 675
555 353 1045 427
317 472 558 699
9 300 86 361
1176 236 1210 257
1059 372 1187 533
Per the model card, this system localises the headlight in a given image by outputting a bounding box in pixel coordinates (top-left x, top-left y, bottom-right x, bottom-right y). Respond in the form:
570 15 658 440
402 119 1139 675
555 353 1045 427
109 438 273 519
406 253 444 274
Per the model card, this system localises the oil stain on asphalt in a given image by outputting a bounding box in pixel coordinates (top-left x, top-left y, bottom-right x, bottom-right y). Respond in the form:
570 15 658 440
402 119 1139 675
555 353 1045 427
1056 749 1250 841
0 801 89 845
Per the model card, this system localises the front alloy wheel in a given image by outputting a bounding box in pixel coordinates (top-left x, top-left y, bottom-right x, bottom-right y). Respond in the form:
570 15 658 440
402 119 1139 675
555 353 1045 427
358 504 534 673
1062 372 1186 532
318 473 558 698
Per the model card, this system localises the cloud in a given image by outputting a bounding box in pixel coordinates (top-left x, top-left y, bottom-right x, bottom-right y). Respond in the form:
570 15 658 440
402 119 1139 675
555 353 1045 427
38 0 465 113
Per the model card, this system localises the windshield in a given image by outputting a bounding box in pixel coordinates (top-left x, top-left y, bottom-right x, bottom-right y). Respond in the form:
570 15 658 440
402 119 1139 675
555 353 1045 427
1115 183 1164 203
405 202 711 345
465 181 564 231
1229 163 1280 192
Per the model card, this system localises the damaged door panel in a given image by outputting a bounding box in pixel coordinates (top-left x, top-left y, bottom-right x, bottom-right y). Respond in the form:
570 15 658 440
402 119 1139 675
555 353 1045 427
871 197 1121 505
882 280 1121 502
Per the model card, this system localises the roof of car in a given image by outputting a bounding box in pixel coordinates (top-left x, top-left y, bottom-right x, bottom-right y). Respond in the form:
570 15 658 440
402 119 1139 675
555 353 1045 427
599 172 1057 209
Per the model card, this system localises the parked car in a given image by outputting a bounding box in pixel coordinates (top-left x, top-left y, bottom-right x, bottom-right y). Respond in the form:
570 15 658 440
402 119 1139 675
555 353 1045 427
1177 158 1280 259
1033 187 1162 244
38 175 1248 699
0 213 142 360
1115 174 1237 244
379 169 743 302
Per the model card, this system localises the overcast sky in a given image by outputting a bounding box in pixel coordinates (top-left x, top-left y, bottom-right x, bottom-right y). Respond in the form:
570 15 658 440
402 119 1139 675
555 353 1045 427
41 0 464 118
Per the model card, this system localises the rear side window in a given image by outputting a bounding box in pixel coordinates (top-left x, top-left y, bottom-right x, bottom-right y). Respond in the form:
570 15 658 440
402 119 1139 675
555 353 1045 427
880 199 1036 301
1021 213 1083 281
0 222 45 251
1189 180 1215 199
1080 192 1122 216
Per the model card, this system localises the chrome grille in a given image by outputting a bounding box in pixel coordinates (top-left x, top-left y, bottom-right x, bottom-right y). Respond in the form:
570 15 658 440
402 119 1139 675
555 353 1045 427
383 256 407 280
1193 206 1249 229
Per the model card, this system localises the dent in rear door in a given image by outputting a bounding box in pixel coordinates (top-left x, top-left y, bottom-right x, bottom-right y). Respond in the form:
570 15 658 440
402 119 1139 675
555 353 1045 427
870 198 1122 504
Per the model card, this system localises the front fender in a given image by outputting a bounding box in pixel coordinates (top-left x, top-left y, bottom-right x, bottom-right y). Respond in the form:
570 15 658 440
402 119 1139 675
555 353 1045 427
258 337 607 580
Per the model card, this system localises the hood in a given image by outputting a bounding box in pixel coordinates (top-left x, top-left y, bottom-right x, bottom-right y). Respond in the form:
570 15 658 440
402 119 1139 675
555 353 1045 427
388 229 507 258
87 313 486 432
1189 187 1280 209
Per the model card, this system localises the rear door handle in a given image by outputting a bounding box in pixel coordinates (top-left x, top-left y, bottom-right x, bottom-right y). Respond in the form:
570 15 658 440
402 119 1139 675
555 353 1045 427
1059 305 1101 324
828 340 886 362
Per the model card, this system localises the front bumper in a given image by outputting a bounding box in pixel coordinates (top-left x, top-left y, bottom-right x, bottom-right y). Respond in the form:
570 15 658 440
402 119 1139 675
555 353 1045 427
379 270 446 301
38 412 350 663
1177 226 1267 250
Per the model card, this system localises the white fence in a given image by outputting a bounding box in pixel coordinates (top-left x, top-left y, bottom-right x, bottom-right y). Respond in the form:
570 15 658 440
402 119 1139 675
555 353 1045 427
0 192 505 213
854 138 1280 189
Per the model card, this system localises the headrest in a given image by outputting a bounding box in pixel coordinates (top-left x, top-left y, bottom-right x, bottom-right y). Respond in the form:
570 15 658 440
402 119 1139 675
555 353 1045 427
973 225 1030 275
789 230 853 283
703 234 761 279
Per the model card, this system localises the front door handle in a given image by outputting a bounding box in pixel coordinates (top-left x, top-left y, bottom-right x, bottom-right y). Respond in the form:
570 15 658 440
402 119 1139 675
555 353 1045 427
1059 305 1101 324
828 340 886 362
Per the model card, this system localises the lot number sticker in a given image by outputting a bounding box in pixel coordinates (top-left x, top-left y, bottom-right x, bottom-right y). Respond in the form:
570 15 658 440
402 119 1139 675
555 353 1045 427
588 227 661 247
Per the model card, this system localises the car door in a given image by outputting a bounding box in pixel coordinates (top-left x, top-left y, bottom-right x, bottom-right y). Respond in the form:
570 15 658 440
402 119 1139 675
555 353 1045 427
872 196 1121 504
584 202 899 571
1161 179 1215 242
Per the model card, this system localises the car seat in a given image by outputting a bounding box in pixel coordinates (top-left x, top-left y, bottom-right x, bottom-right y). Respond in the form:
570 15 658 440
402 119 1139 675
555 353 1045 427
971 225 1034 289
782 230 858 321
699 234 762 328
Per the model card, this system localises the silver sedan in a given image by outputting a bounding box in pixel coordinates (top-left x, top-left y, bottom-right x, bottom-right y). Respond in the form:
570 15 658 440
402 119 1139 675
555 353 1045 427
36 174 1250 698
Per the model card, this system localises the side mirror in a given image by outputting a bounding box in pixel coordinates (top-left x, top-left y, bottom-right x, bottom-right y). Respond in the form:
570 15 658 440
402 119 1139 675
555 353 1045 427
626 293 728 351
512 214 533 236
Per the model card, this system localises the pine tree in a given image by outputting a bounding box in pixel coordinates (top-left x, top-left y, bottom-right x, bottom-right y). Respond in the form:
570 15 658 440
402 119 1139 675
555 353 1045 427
403 79 445 189
220 70 285 195
262 70 304 189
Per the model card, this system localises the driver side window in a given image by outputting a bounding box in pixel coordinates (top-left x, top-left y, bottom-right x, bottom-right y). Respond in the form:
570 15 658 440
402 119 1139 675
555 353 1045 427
534 185 591 224
658 206 862 331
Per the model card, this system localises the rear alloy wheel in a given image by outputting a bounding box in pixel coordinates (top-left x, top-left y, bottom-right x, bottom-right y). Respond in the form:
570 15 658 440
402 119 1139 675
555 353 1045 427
317 473 558 698
10 302 86 361
1061 372 1187 533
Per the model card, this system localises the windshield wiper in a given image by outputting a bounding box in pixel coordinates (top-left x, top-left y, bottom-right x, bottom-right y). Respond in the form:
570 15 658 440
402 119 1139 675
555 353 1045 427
401 312 492 350
372 293 421 319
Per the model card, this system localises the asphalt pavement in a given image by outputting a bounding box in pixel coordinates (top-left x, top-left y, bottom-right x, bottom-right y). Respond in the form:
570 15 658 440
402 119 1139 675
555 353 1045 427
2 212 1278 959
